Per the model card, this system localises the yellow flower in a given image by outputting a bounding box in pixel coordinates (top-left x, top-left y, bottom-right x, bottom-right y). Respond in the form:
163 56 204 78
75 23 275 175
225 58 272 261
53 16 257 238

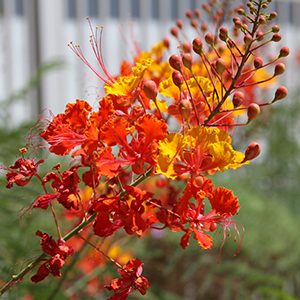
104 58 153 96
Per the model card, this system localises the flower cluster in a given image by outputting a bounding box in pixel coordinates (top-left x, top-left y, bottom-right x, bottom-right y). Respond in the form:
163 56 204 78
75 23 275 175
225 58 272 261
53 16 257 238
1 0 288 299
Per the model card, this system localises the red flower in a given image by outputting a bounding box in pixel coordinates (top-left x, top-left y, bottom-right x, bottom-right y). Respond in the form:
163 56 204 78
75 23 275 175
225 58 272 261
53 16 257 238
106 259 150 300
31 231 73 283
6 158 43 188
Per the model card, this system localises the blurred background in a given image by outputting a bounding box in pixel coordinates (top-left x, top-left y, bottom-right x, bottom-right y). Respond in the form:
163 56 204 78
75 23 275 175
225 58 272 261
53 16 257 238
0 0 300 299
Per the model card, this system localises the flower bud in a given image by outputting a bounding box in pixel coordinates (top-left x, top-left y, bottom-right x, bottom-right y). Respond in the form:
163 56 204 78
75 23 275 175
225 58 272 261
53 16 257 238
193 175 204 188
170 26 178 37
271 25 280 33
274 63 285 76
272 33 281 42
205 32 215 45
237 8 245 15
194 8 201 18
185 10 193 19
163 37 170 49
247 103 260 123
143 80 158 100
172 71 184 87
190 19 198 29
273 86 288 102
269 11 278 20
279 46 290 58
182 42 191 53
244 33 253 46
232 91 244 107
219 26 228 41
201 22 208 32
258 15 266 24
243 142 261 161
169 54 182 71
176 19 183 29
256 31 264 41
254 57 263 69
192 38 203 54
182 53 192 70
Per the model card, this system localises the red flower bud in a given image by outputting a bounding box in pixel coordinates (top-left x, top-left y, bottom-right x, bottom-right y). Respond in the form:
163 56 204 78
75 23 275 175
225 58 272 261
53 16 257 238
194 8 201 18
182 42 191 53
219 26 228 41
201 22 208 32
232 91 244 107
169 54 182 71
273 86 288 102
163 37 170 49
192 38 203 54
279 46 290 58
176 19 183 29
247 103 260 123
190 19 198 29
272 33 281 42
254 57 263 69
170 26 178 37
244 33 253 46
182 53 192 70
172 71 184 87
269 11 278 20
243 142 261 161
143 80 158 100
256 31 264 41
204 32 215 45
185 10 193 19
274 63 285 76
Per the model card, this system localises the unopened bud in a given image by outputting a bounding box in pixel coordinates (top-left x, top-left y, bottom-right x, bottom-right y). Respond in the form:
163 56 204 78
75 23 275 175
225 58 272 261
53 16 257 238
254 57 263 69
215 58 226 74
205 32 215 45
273 86 288 102
170 26 178 37
247 103 260 123
274 63 285 76
237 8 245 15
258 15 266 24
219 26 228 41
185 10 193 19
243 142 261 161
269 11 278 20
233 17 242 29
182 53 192 70
279 46 290 58
190 19 198 29
194 8 201 18
271 25 280 33
193 175 204 188
192 38 203 54
143 80 158 100
201 22 208 32
233 91 244 107
256 31 264 41
176 19 183 29
169 54 182 71
172 71 184 87
272 33 281 42
244 33 253 46
163 37 170 49
182 42 191 53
